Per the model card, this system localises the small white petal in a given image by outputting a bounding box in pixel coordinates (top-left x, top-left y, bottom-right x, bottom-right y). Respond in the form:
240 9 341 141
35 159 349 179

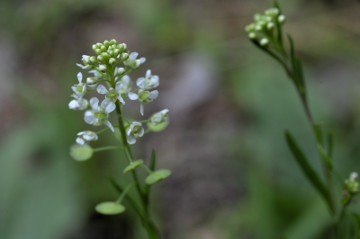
76 137 86 145
101 99 116 114
118 95 125 105
138 127 144 137
97 85 109 95
140 104 144 116
149 90 159 99
129 52 138 60
69 100 79 109
105 120 114 132
128 92 139 100
89 97 99 110
136 78 146 89
84 111 96 124
77 72 83 83
127 135 136 145
139 57 146 64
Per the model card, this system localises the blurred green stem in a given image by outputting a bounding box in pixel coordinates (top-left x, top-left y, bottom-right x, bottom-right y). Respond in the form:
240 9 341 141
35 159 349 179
115 101 160 239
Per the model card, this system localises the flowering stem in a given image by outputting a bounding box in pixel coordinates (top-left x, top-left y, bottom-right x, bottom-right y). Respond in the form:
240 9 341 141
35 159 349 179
115 101 160 239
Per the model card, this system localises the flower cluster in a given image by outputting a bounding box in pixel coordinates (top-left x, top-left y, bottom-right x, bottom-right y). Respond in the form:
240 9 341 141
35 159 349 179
69 39 169 159
345 172 359 194
342 172 359 205
245 7 286 47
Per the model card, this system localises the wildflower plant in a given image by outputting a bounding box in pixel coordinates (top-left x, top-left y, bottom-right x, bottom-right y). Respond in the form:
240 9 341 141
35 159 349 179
246 2 360 237
68 39 170 238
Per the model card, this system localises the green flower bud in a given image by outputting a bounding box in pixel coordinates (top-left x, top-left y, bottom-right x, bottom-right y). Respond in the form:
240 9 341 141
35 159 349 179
260 38 269 46
109 58 116 64
121 53 129 61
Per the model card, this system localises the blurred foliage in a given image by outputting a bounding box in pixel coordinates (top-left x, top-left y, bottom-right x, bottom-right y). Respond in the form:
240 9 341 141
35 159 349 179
0 0 360 238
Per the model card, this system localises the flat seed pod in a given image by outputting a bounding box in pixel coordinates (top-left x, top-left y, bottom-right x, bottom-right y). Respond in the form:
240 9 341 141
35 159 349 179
70 144 93 161
145 169 171 185
123 160 143 173
147 121 169 132
95 202 125 215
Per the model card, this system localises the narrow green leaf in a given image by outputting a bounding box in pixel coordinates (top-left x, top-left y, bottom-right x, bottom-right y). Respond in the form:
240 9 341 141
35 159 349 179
285 131 332 211
327 132 334 158
317 144 332 170
313 124 323 145
150 149 157 171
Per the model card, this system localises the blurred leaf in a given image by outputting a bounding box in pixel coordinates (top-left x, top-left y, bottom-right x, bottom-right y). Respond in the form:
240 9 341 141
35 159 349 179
95 202 125 215
285 130 331 212
145 170 171 185
123 160 143 174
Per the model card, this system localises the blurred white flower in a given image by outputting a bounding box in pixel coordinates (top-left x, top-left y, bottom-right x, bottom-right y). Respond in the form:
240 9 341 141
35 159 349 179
126 121 144 144
76 131 98 145
124 52 146 69
84 97 115 131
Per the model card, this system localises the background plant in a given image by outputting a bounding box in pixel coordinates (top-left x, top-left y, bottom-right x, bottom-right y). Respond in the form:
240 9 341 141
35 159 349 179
245 2 360 238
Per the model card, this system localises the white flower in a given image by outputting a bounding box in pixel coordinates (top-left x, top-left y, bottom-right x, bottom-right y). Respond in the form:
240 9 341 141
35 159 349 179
136 70 159 90
126 121 144 145
128 90 158 116
76 55 91 69
68 95 89 110
150 109 169 125
124 52 146 69
97 83 126 105
71 72 87 97
76 131 98 145
84 97 115 131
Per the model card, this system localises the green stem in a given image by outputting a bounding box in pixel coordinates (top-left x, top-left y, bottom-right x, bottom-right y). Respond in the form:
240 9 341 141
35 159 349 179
93 146 124 152
115 101 160 239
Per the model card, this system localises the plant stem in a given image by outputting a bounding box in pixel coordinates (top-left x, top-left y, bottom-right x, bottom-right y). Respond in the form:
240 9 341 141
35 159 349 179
115 101 160 239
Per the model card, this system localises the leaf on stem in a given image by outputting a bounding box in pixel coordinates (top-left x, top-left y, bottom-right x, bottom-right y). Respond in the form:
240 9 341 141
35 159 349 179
285 130 330 206
95 201 125 215
145 169 171 185
123 160 144 173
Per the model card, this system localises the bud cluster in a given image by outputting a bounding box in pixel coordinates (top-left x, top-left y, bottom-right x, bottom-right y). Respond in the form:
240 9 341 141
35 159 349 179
245 7 286 47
